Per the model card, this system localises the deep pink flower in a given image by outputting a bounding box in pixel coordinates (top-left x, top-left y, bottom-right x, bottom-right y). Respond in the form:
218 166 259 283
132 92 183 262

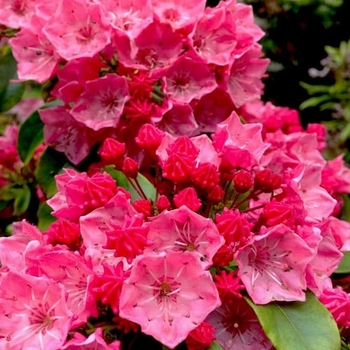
173 187 202 212
43 0 111 60
206 295 273 350
39 106 91 165
146 206 224 267
70 74 130 131
319 287 350 328
163 52 217 104
214 270 245 302
119 250 221 349
186 322 216 350
236 224 314 304
0 272 73 349
47 169 118 221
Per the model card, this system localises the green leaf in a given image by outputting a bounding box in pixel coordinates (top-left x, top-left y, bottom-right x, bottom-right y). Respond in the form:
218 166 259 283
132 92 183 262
335 252 350 274
18 111 44 165
245 292 341 350
0 81 25 112
35 147 69 198
103 167 156 201
37 202 57 231
299 95 333 110
0 51 17 95
13 184 31 216
208 340 224 350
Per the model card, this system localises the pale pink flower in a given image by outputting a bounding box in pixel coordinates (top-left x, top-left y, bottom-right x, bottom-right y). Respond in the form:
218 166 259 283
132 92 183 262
206 295 273 350
151 0 205 30
163 52 217 104
146 206 224 267
71 74 130 131
43 0 111 60
0 272 73 349
10 18 60 83
236 224 314 304
0 0 36 28
101 0 153 39
290 164 336 222
318 217 350 252
119 251 221 349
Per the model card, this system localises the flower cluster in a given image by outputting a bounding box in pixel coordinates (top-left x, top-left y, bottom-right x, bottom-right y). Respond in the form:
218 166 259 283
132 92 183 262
1 0 350 349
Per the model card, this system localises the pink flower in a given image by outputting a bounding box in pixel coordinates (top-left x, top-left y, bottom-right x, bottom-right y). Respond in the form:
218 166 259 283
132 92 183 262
0 0 36 28
43 0 111 60
206 295 273 350
225 44 269 108
71 74 130 130
319 287 350 328
10 19 60 83
163 52 217 104
152 0 206 30
80 192 149 263
236 224 314 304
146 206 224 267
0 272 73 349
186 322 216 350
213 111 270 169
119 250 221 349
47 169 118 221
39 106 91 165
62 328 121 349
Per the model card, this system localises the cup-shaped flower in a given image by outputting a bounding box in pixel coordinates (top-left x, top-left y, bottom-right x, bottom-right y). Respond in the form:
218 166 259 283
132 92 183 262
236 224 314 304
119 250 221 348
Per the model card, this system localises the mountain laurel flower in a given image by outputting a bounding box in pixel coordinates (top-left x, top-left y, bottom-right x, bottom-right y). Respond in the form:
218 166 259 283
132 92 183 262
119 250 221 349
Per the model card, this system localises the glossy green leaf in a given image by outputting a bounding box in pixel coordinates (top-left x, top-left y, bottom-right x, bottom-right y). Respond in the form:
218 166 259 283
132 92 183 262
335 252 350 274
18 111 44 164
35 147 69 198
37 202 57 231
0 51 17 95
245 292 341 350
0 81 25 112
13 184 31 216
208 341 224 350
104 167 156 201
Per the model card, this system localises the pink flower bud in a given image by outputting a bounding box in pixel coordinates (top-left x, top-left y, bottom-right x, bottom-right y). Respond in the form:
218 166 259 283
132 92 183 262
122 157 139 178
156 195 171 212
233 169 254 193
173 187 202 211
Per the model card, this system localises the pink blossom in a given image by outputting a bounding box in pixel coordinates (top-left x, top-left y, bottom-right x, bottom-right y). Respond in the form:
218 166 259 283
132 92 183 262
318 217 350 252
163 52 217 104
319 287 350 328
47 169 118 221
0 272 73 349
206 295 273 350
152 0 205 30
80 192 149 262
71 74 130 130
0 0 36 28
62 328 121 349
39 106 91 165
191 3 237 65
236 224 314 304
146 206 224 267
225 44 269 108
119 250 221 349
101 0 153 39
213 111 270 169
9 19 60 83
43 0 111 60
